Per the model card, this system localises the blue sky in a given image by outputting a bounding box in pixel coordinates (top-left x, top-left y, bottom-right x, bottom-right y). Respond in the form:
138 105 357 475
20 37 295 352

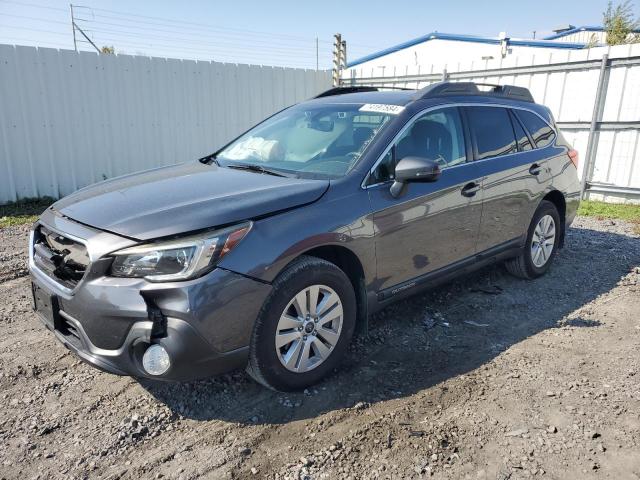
0 0 616 68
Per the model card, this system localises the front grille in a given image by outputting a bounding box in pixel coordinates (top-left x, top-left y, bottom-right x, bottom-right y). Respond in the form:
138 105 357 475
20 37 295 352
32 225 90 289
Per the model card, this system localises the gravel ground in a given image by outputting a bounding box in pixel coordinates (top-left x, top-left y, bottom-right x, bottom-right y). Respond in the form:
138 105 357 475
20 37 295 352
0 217 639 480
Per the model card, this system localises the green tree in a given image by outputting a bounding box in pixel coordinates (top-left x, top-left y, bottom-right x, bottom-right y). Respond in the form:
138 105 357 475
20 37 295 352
101 45 115 54
603 1 640 45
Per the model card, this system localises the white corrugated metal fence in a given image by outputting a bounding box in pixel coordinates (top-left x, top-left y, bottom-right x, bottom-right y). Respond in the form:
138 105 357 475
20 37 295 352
0 45 331 204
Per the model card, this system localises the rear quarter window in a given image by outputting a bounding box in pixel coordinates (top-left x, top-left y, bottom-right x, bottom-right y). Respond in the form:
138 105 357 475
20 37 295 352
466 106 517 160
515 110 555 149
509 110 533 152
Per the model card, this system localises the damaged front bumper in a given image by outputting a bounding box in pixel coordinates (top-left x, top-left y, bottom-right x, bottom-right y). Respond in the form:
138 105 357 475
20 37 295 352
28 209 272 382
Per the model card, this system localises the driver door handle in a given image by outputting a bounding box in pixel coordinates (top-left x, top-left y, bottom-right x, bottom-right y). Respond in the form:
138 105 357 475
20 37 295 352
461 181 480 197
529 163 542 176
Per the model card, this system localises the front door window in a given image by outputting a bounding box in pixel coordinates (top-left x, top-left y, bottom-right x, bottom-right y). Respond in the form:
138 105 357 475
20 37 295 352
369 107 467 185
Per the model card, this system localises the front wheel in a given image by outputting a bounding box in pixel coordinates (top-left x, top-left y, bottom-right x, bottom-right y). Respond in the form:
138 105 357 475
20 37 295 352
505 200 561 279
246 256 356 391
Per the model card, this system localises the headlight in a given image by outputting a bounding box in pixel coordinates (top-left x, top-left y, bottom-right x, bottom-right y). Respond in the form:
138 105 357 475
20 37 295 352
110 222 251 281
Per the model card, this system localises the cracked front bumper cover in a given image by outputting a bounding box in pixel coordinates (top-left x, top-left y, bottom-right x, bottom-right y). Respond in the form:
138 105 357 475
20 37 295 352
29 213 273 381
33 301 250 381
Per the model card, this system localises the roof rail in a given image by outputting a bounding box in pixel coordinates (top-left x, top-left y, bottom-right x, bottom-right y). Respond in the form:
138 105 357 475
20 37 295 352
416 82 535 103
313 86 412 98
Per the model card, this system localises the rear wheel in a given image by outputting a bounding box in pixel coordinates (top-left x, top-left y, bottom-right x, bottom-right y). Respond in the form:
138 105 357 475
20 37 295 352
506 200 561 279
247 256 356 391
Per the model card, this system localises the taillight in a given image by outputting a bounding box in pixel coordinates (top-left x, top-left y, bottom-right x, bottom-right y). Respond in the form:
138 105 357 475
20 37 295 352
568 149 579 168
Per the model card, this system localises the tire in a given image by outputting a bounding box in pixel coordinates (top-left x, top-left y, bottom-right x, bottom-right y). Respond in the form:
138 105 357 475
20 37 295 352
505 200 561 280
246 255 356 391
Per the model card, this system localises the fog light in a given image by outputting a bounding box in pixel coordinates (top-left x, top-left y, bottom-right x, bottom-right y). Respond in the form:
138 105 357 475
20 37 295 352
142 344 171 376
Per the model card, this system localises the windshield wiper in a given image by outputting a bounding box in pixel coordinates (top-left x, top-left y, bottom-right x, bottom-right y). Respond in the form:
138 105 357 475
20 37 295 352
200 153 220 166
226 163 292 178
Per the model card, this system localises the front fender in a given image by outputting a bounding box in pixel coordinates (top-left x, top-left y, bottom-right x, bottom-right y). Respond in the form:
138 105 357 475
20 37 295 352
217 189 376 286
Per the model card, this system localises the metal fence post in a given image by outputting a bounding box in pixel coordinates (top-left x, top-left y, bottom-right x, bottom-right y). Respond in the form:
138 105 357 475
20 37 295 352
332 33 342 87
580 53 610 200
442 69 449 82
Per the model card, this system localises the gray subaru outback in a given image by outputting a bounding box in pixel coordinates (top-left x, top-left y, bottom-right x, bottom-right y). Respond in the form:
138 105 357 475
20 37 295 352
29 82 580 391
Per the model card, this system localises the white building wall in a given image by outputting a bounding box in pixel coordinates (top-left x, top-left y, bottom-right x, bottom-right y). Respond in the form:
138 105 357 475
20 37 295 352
345 39 584 78
0 45 331 204
550 31 606 44
551 30 640 45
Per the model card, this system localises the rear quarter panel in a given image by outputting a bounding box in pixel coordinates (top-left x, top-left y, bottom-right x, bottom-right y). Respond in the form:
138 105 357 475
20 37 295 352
550 129 581 227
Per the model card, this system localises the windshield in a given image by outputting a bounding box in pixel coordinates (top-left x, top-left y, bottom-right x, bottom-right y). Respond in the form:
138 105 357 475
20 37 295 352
214 104 395 179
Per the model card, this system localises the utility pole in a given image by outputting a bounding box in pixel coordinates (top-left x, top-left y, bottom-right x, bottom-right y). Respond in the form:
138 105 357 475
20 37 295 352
332 34 347 86
75 24 101 53
315 37 319 71
332 33 342 86
69 4 101 53
70 3 77 52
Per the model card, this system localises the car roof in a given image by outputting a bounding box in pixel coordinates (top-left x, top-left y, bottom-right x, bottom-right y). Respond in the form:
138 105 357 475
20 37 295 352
304 83 542 111
298 86 553 125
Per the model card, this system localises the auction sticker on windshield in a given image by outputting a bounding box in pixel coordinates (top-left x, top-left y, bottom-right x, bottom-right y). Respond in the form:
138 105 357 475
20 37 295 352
359 104 405 115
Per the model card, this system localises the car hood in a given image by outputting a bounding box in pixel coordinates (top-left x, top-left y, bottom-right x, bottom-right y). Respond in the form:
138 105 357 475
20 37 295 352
53 162 329 240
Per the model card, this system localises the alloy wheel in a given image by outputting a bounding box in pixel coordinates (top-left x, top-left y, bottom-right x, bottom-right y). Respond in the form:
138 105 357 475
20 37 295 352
531 214 556 268
275 284 343 373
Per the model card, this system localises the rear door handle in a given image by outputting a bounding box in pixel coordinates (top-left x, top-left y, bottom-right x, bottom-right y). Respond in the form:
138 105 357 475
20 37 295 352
529 163 542 176
461 181 480 197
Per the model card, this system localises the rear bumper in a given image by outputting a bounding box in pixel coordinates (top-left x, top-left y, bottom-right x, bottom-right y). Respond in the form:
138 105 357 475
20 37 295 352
29 212 272 382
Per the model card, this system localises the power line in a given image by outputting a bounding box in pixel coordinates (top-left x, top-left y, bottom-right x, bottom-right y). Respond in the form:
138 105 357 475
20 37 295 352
0 36 69 48
0 24 69 36
0 12 332 57
76 4 332 43
0 0 379 66
0 12 333 58
0 24 330 61
0 0 67 12
0 12 68 25
81 26 333 57
78 27 331 60
0 25 330 67
0 0 385 52
77 10 385 50
74 16 329 48
1 0 328 45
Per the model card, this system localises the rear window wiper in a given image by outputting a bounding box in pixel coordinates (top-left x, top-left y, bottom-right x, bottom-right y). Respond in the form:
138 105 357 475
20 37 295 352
226 163 294 178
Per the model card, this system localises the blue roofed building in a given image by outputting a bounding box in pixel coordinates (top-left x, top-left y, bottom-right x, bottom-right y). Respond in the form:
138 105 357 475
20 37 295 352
544 24 640 44
344 28 606 76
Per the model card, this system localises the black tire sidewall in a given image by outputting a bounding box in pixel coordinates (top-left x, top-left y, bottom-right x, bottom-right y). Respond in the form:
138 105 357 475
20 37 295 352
250 258 356 391
524 200 561 277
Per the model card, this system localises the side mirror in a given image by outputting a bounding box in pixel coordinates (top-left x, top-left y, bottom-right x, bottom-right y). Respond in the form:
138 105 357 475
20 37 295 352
390 156 441 198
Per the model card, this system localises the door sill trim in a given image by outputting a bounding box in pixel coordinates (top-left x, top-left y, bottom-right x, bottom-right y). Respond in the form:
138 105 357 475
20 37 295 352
377 237 523 301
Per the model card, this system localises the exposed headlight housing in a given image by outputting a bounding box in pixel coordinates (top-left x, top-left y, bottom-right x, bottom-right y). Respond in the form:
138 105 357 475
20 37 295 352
110 222 251 281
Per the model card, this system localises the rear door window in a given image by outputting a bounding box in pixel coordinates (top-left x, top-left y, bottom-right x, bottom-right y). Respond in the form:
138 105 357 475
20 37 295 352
466 107 517 160
515 110 555 149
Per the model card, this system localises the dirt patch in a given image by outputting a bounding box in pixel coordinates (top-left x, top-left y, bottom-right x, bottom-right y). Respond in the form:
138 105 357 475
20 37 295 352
0 224 30 283
1 217 639 479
